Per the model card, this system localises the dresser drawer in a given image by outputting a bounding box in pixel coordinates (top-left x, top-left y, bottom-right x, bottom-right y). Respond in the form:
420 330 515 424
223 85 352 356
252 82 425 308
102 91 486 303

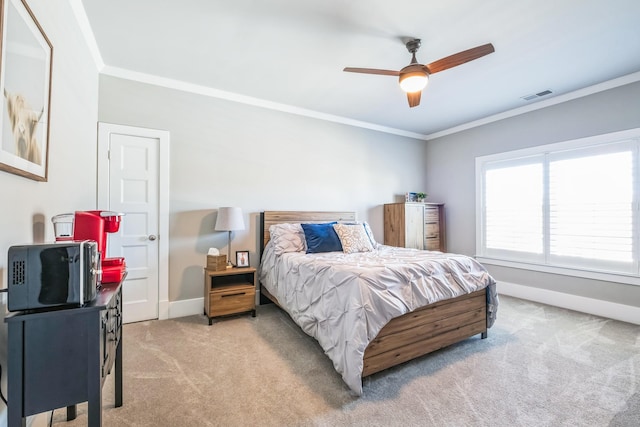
210 285 255 317
425 223 439 238
426 238 441 251
424 207 439 222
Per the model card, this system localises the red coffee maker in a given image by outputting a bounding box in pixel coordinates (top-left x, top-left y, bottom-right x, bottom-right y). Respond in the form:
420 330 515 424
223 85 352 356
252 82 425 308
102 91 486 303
73 210 126 283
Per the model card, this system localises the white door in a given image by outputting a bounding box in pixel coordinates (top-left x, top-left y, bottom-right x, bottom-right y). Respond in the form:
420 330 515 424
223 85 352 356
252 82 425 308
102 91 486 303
98 123 170 324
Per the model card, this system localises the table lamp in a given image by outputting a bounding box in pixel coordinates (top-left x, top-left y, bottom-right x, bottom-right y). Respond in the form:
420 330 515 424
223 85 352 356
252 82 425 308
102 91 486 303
214 207 245 268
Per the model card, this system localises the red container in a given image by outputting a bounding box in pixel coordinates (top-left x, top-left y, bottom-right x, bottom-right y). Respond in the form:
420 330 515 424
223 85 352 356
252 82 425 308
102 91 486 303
102 258 126 283
103 257 125 267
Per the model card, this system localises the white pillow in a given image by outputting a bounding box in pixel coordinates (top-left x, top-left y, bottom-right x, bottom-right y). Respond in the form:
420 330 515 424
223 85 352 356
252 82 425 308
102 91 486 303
332 223 374 254
362 222 378 247
269 223 306 255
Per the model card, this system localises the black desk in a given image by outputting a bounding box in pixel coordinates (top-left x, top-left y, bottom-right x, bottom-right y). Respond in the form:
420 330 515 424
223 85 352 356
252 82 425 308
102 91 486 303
5 281 123 427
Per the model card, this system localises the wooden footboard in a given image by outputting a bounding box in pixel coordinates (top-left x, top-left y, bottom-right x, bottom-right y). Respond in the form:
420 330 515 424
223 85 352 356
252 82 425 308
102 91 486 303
259 211 489 382
362 289 487 376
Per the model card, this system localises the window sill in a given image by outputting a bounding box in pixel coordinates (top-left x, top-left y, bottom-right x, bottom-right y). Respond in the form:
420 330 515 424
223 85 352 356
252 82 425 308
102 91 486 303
475 256 640 287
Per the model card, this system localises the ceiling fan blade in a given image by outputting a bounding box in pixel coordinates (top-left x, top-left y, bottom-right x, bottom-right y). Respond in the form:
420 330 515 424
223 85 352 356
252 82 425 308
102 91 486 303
343 67 400 76
407 91 421 108
425 43 495 74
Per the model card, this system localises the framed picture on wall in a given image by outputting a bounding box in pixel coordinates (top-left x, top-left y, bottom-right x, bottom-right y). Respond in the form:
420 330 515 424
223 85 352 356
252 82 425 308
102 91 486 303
0 0 53 181
236 250 249 268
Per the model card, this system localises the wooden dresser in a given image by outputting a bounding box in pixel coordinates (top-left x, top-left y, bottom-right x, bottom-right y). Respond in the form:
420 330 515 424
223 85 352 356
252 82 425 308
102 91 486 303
383 202 446 252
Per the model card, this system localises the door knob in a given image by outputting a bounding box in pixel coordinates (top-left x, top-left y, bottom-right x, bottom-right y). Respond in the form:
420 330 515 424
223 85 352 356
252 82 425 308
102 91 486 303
148 235 157 241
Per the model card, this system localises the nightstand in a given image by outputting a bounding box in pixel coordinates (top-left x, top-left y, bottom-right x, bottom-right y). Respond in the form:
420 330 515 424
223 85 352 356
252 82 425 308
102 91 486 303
204 267 256 325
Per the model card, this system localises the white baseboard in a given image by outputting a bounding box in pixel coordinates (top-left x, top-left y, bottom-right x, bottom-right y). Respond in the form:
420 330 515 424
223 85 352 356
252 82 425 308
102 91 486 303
498 281 640 325
168 297 204 319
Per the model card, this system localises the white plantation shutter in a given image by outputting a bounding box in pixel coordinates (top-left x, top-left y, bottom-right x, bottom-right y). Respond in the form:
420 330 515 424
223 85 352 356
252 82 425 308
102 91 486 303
477 131 639 277
548 144 635 272
484 159 543 260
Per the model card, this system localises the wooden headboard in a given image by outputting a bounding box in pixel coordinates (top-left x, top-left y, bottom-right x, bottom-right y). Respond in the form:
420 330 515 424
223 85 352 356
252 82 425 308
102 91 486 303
260 210 356 250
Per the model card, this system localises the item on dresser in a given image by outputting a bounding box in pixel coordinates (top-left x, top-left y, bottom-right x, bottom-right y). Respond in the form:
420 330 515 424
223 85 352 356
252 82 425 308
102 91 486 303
7 240 100 312
51 213 75 241
258 211 497 396
73 210 127 283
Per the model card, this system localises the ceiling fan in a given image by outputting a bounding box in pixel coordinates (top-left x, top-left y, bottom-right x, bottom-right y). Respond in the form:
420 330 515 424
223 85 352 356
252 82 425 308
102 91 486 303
343 39 494 108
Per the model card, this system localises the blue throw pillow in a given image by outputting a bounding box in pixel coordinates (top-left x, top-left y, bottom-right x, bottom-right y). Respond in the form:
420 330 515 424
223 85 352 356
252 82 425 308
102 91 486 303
301 222 343 253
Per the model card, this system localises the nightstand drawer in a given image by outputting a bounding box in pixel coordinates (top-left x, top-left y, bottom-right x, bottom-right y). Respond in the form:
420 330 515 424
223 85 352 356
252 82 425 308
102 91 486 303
210 286 255 317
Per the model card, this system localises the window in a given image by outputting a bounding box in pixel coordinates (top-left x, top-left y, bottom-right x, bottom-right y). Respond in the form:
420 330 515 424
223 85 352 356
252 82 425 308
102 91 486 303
476 128 640 279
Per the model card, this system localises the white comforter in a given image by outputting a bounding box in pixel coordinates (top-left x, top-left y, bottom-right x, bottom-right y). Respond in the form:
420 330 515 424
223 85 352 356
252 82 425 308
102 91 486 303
259 242 498 395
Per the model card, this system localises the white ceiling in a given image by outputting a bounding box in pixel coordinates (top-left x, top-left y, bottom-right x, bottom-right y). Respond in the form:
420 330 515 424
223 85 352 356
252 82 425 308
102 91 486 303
79 0 640 139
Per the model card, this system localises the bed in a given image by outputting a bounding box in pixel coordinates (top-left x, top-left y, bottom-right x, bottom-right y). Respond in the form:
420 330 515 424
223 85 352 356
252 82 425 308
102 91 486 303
258 210 498 395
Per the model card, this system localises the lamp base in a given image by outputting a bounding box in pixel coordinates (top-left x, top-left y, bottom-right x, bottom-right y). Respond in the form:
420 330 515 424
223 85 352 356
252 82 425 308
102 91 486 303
226 231 234 268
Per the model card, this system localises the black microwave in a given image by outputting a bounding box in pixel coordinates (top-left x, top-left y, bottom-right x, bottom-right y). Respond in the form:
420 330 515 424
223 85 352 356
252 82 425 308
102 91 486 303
7 241 101 312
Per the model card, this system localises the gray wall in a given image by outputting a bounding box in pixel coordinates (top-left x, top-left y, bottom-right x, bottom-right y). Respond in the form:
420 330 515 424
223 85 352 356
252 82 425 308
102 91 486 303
425 81 640 307
0 1 99 425
98 75 428 301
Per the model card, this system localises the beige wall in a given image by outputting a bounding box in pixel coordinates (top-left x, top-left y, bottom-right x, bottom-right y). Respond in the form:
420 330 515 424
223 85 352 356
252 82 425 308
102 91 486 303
97 75 428 301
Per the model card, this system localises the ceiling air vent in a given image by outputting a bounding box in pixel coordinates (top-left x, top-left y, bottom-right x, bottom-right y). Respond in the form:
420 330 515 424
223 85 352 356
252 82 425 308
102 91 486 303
521 89 553 101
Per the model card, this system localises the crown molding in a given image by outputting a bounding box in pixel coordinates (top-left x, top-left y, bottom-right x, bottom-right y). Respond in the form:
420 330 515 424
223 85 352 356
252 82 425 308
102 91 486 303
424 71 640 140
73 2 639 142
100 65 429 140
69 0 104 71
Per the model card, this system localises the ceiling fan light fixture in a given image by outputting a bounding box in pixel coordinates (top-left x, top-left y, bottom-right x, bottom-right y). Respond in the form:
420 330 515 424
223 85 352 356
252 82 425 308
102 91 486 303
344 40 494 107
399 71 428 93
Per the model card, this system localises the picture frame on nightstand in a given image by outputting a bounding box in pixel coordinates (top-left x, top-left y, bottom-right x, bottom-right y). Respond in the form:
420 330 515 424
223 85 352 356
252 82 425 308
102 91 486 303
236 250 249 268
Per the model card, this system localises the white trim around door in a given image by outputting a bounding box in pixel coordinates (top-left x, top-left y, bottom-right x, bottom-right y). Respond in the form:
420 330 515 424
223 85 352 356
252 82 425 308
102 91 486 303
97 122 170 321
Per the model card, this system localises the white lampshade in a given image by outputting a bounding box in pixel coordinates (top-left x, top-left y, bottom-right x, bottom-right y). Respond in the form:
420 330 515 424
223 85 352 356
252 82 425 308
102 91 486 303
215 207 245 231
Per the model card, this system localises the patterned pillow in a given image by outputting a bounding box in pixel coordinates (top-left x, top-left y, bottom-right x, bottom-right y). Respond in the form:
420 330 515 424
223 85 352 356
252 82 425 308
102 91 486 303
332 223 374 254
339 221 378 248
269 223 306 255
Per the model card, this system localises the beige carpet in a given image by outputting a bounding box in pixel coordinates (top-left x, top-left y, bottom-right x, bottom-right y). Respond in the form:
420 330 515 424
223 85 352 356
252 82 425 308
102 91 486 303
51 295 639 427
